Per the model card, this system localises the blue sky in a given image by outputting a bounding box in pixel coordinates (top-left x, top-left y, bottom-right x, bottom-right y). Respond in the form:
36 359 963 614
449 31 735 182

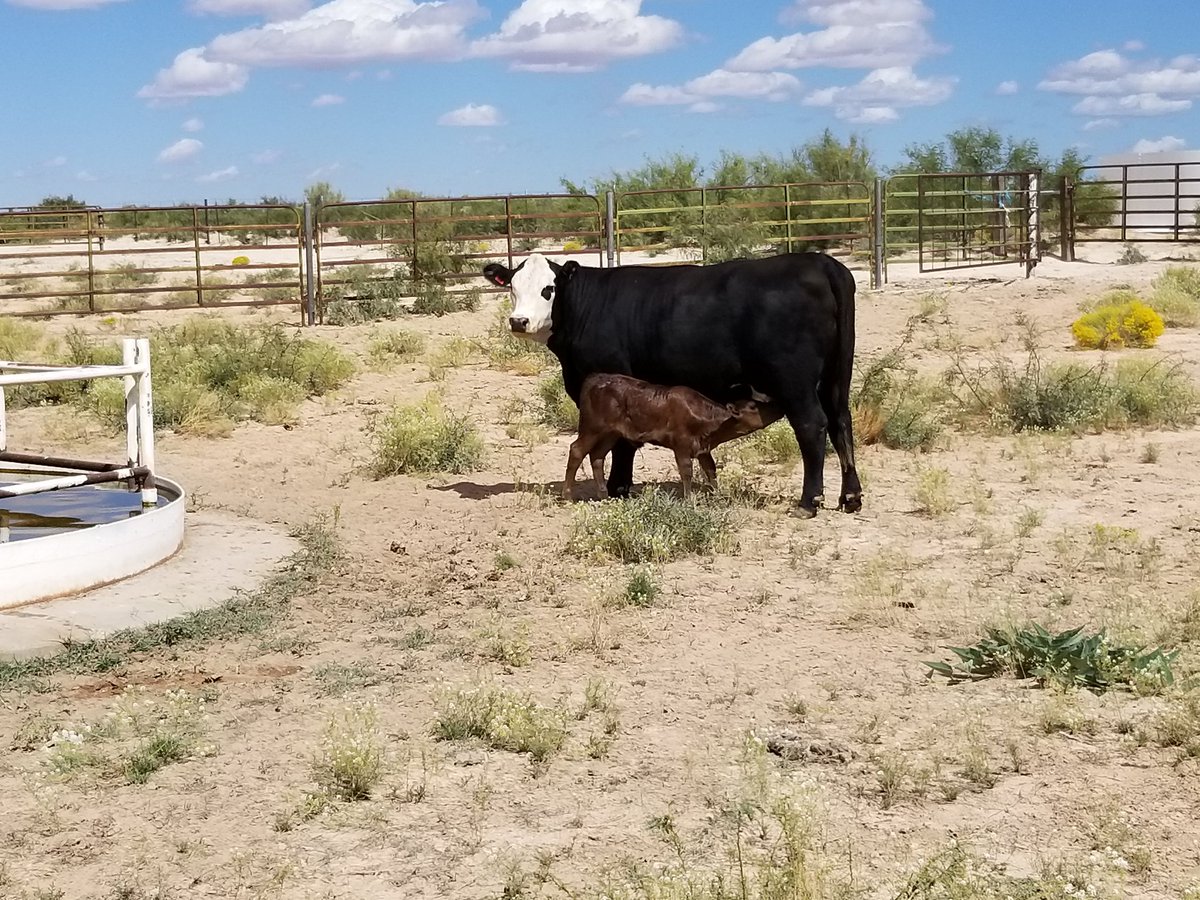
2 0 1197 208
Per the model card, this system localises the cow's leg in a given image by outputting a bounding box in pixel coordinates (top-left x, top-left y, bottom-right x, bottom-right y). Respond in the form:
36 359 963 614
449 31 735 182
697 452 719 487
606 438 637 498
674 451 694 498
782 391 829 518
818 378 863 514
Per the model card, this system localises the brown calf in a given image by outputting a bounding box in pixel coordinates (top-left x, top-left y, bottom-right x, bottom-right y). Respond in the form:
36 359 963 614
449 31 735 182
564 373 782 500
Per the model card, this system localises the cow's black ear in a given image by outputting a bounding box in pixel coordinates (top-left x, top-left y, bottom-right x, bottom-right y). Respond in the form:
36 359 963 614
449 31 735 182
561 260 580 281
482 263 512 287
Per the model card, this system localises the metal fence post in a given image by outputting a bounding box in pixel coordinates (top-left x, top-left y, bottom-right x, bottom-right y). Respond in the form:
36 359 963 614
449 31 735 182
605 191 616 268
872 177 885 287
1061 177 1075 262
303 200 317 326
0 385 6 453
135 338 157 506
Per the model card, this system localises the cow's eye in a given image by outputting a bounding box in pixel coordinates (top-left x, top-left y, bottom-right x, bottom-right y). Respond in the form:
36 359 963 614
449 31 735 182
541 285 554 301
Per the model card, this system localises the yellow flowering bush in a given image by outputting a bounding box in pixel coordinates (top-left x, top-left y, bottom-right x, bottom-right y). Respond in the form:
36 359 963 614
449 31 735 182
1071 299 1165 350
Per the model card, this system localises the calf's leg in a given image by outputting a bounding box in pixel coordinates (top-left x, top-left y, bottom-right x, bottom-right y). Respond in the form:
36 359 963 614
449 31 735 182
563 437 594 501
697 452 719 487
673 451 695 498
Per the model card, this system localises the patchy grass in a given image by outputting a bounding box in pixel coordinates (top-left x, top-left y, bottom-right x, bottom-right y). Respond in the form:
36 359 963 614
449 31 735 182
311 702 386 801
77 319 355 435
534 371 579 432
367 327 426 367
949 349 1198 434
431 683 567 763
368 392 485 477
481 300 553 375
853 334 944 451
566 487 737 563
0 518 339 693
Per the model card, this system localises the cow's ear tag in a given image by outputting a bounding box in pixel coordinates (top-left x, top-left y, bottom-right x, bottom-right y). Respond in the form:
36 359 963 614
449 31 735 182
482 264 511 287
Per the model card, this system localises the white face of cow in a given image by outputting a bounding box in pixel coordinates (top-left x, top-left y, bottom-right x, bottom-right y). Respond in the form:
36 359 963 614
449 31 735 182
482 252 558 342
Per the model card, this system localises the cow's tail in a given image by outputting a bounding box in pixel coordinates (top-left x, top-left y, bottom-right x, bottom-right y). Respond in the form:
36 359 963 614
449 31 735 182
822 254 857 420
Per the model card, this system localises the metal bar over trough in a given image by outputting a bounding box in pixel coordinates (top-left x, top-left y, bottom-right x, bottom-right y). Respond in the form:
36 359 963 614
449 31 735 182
0 337 157 505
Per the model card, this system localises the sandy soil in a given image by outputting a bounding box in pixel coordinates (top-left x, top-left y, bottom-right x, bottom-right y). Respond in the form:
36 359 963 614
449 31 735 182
1 244 1199 899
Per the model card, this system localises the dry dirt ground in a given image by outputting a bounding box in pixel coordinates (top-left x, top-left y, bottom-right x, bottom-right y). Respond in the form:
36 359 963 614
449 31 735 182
2 246 1200 900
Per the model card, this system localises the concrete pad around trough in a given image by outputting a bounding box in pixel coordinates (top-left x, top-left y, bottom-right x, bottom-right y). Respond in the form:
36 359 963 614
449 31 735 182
0 511 299 662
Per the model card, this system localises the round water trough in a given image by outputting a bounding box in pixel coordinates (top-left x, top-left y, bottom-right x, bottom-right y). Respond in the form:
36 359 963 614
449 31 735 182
0 464 185 610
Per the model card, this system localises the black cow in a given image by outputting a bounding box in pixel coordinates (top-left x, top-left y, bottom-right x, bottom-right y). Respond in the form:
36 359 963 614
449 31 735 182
481 251 861 517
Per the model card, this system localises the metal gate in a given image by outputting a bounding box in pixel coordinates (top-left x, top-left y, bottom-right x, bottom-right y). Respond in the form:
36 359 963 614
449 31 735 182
1062 161 1200 260
882 171 1039 278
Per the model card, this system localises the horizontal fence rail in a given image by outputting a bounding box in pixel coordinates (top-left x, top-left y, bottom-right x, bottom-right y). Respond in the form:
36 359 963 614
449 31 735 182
613 181 872 268
0 204 304 318
1064 162 1200 254
312 193 604 323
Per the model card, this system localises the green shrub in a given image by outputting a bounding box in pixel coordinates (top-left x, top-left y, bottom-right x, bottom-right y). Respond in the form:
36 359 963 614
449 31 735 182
367 328 426 366
535 371 579 432
567 487 736 563
1071 299 1164 349
77 320 354 435
369 393 485 477
925 624 1178 693
852 342 943 450
409 283 480 316
955 351 1197 433
1150 266 1200 326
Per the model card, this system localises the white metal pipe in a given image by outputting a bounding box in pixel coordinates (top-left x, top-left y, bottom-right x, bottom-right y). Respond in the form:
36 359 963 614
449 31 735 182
135 338 157 507
0 466 144 498
0 385 6 453
123 339 138 474
0 364 146 387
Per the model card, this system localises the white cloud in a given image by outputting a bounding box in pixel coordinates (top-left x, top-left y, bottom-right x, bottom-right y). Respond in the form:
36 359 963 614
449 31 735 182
138 48 249 101
437 103 502 126
1130 135 1186 154
198 165 240 182
187 0 312 19
43 155 67 168
995 80 1018 95
1039 48 1200 118
1083 118 1119 131
803 65 954 120
182 117 204 132
1071 93 1191 116
620 69 802 111
307 162 342 179
1123 39 1145 52
206 0 486 67
157 138 204 163
470 0 684 73
6 0 128 8
311 92 345 106
728 0 943 72
252 149 282 163
76 170 97 182
842 105 898 123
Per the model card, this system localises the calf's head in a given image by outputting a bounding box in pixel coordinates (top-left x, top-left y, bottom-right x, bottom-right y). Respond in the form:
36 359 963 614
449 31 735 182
482 252 573 342
710 398 785 445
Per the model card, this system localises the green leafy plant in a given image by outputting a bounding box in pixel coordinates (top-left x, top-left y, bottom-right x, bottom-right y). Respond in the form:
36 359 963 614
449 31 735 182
925 624 1178 692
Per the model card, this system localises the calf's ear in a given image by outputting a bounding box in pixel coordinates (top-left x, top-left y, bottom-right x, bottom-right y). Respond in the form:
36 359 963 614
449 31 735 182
482 263 513 287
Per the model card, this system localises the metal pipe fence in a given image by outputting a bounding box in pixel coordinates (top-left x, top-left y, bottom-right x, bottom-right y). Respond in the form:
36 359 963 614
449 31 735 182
0 337 156 506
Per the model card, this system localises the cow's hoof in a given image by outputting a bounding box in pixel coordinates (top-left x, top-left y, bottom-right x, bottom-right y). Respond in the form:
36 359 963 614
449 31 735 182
838 492 863 514
792 503 819 519
607 485 632 499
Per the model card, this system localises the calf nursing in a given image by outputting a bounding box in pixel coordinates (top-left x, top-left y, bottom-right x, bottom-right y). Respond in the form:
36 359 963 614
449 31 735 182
564 373 782 500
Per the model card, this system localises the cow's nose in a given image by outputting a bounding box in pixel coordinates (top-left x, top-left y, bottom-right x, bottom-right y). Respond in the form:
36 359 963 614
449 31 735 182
509 316 529 333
